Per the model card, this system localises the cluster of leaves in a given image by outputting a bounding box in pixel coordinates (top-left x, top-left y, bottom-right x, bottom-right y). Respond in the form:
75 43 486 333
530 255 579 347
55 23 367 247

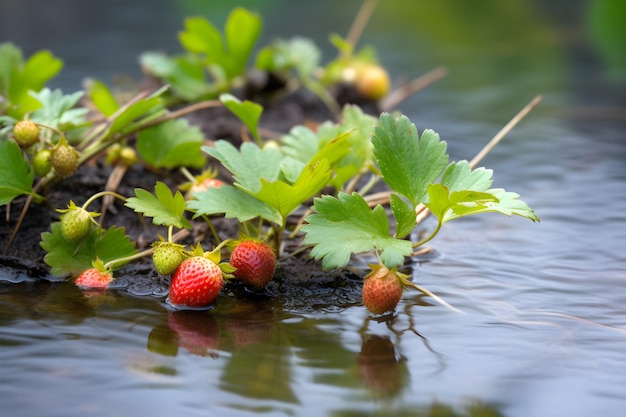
1 7 539 316
140 8 263 101
139 7 387 109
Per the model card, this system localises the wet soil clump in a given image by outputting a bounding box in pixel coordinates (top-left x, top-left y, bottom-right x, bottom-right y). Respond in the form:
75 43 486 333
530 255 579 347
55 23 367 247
1 85 379 309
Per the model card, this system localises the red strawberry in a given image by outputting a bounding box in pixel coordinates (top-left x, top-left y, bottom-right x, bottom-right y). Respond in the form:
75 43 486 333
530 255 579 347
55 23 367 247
169 255 223 308
75 267 113 290
362 265 407 315
229 240 276 289
185 177 224 200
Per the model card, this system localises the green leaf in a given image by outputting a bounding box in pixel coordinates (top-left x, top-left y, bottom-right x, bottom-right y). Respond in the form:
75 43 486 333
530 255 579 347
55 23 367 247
85 79 119 117
483 188 540 221
280 125 320 162
279 156 306 184
257 37 321 79
40 223 136 277
0 43 23 104
125 181 191 229
21 50 63 96
0 139 40 205
426 184 499 224
252 159 332 220
178 9 261 81
307 130 353 177
329 33 354 57
220 93 263 144
29 88 87 131
140 52 211 101
390 194 417 239
179 16 224 57
107 89 165 136
279 105 376 189
224 8 262 78
329 105 377 189
187 185 282 225
372 114 449 206
0 43 63 118
136 118 205 169
202 140 283 193
302 192 413 269
441 160 494 192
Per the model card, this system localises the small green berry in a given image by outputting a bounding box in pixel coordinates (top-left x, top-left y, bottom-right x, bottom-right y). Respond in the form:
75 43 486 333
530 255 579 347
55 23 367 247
51 140 79 177
153 243 184 276
119 146 138 167
32 148 52 177
60 207 92 242
13 120 41 148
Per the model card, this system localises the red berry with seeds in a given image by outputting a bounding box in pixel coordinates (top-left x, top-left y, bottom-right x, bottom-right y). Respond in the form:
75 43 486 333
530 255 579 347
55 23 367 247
75 267 113 289
169 256 223 308
362 265 405 315
229 240 276 289
13 120 40 148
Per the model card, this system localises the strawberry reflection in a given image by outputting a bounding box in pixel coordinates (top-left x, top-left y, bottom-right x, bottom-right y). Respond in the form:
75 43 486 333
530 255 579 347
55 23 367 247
357 334 408 398
223 298 274 349
147 310 220 357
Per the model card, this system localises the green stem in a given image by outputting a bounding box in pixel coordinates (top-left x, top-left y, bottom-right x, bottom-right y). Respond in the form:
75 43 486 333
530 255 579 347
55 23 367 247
411 220 442 249
200 214 221 245
355 173 381 196
167 225 174 243
104 247 154 271
180 167 197 183
403 280 465 314
35 122 66 142
82 190 127 211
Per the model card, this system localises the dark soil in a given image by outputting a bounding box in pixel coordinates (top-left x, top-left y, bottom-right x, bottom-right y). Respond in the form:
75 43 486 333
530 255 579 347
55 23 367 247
1 83 380 308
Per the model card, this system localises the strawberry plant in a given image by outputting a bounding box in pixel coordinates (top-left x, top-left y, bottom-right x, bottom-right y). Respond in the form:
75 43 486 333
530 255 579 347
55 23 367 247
1 5 540 318
301 112 539 313
140 8 262 101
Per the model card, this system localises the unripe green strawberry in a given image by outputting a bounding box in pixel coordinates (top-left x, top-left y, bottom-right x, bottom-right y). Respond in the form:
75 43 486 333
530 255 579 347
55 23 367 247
12 120 40 148
32 148 52 177
362 265 406 315
229 239 276 289
119 146 138 167
60 205 93 242
51 138 79 177
152 243 184 276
